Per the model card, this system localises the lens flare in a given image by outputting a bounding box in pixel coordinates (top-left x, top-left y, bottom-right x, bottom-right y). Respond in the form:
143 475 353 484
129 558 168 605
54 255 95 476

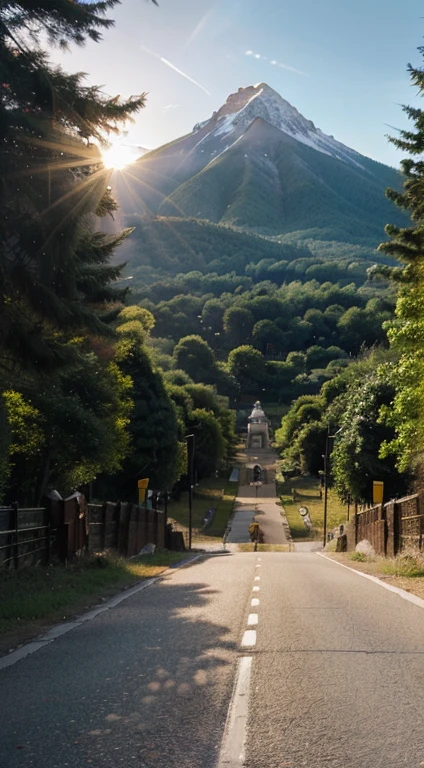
102 143 135 170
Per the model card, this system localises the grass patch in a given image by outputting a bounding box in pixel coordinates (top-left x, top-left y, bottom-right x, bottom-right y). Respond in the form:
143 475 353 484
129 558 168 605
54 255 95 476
237 543 290 552
350 551 367 562
279 476 346 541
167 477 238 541
207 481 238 536
0 551 186 636
381 555 424 578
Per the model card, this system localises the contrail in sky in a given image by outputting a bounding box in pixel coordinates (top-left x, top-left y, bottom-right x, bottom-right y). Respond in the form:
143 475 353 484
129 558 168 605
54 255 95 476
140 44 211 95
184 6 215 49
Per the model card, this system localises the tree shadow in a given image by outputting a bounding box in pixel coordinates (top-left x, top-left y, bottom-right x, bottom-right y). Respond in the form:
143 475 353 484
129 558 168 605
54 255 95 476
1 574 241 768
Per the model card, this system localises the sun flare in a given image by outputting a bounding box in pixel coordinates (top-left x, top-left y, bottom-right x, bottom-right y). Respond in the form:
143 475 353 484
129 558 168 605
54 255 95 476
101 142 135 170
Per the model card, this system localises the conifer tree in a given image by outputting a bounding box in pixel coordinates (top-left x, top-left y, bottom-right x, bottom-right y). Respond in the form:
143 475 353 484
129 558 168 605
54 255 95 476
378 48 424 474
0 1 149 372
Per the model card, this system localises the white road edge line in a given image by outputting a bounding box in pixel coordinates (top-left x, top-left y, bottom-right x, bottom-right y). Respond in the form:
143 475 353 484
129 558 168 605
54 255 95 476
317 552 424 610
217 656 253 768
0 555 207 672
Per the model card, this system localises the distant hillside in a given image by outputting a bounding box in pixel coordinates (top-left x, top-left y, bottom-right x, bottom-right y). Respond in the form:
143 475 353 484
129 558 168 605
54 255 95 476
120 215 390 294
122 215 312 285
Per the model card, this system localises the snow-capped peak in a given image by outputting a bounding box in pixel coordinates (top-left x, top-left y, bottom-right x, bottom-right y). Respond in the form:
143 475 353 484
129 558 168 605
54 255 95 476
193 83 363 167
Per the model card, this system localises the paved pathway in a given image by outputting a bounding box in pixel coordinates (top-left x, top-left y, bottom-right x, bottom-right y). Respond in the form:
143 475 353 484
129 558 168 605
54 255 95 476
226 446 288 545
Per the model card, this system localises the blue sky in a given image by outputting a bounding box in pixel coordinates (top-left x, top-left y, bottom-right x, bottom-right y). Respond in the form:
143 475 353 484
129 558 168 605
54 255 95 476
54 0 424 166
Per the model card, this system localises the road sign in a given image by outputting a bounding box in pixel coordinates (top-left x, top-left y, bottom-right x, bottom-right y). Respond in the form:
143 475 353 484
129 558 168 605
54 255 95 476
373 481 384 504
137 477 149 504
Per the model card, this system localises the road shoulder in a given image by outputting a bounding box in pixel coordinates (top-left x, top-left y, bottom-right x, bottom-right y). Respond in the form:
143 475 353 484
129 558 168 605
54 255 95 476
319 551 424 607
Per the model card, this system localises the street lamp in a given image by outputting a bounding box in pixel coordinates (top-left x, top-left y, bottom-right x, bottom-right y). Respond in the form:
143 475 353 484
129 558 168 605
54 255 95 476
186 434 195 550
322 426 343 547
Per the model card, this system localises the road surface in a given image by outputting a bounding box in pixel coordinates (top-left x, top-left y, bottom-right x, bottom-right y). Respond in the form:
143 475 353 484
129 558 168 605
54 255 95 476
2 553 424 767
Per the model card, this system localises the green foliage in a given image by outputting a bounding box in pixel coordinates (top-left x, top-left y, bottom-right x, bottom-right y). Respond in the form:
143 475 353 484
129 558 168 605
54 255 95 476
173 335 217 384
223 306 255 347
187 408 225 479
227 345 268 389
275 395 324 456
118 306 155 332
276 347 409 502
3 391 45 458
0 2 147 373
330 372 401 502
350 552 367 562
125 216 306 283
2 348 134 503
0 0 229 508
375 48 424 476
0 400 10 501
112 321 180 496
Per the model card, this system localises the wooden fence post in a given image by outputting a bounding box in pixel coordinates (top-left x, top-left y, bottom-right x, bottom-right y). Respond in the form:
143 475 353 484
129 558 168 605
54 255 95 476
393 501 400 555
12 502 19 570
154 508 158 547
45 512 51 565
101 502 107 552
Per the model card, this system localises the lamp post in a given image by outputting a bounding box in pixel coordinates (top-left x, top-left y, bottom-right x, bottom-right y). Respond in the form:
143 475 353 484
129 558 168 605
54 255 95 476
322 426 343 547
186 434 195 550
322 435 329 548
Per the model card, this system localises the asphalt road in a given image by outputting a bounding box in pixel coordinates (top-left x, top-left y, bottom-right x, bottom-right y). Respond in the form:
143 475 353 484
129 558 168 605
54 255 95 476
244 553 424 768
3 553 424 767
0 554 255 768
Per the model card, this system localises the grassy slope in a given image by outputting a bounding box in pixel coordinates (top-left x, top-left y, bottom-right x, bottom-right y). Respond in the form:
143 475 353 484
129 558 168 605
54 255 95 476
280 475 347 541
167 477 238 543
125 216 309 283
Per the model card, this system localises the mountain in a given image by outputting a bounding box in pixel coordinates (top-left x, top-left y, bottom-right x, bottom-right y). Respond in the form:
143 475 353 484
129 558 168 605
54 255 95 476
114 83 406 255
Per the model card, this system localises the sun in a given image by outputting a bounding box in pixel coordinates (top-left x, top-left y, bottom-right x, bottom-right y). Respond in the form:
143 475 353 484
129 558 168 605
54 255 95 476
101 142 135 170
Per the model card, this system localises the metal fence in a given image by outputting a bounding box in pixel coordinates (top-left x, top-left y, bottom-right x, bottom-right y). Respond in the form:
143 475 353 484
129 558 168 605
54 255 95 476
0 505 53 569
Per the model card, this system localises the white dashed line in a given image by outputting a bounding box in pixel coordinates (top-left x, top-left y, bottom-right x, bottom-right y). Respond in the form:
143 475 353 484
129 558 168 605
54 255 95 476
255 564 261 568
217 656 252 767
254 576 260 581
247 613 258 626
241 630 257 647
252 586 260 592
251 598 259 607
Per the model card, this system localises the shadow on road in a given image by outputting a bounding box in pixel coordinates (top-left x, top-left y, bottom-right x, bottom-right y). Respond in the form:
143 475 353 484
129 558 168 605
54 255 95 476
1 572 240 768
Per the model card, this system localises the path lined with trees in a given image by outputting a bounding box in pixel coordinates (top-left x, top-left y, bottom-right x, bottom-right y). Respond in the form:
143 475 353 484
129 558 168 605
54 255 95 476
227 444 288 546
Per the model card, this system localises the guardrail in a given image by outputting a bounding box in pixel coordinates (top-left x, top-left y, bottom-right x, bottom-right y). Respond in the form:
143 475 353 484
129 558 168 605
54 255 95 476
0 505 53 569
